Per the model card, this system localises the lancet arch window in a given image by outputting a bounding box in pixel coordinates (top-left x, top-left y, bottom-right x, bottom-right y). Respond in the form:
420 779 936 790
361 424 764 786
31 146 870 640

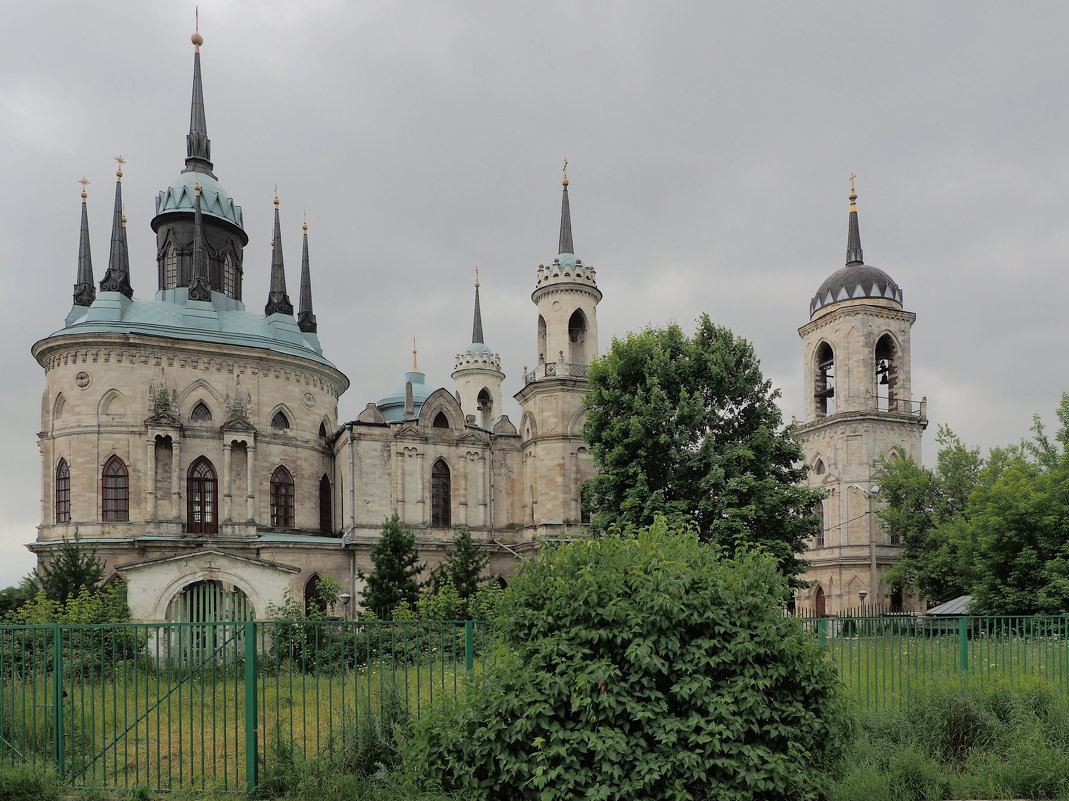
433 411 450 429
187 457 218 535
814 502 825 548
477 388 493 428
223 251 238 298
190 402 213 423
875 334 898 412
101 455 129 522
305 574 329 616
271 411 290 431
319 474 332 534
55 459 70 524
431 458 451 528
163 243 179 289
568 309 588 363
270 466 295 528
537 315 547 362
814 341 835 418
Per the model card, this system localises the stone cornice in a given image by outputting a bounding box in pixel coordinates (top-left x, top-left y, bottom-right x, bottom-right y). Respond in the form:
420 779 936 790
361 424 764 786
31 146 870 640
798 410 928 437
33 333 347 399
531 282 603 305
798 303 916 338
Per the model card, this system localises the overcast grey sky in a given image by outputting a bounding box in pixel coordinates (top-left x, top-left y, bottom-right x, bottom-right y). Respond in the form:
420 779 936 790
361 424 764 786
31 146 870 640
1 1 1066 587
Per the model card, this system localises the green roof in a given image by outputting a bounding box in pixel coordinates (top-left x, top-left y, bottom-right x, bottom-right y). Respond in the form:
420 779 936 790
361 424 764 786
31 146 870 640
155 169 244 229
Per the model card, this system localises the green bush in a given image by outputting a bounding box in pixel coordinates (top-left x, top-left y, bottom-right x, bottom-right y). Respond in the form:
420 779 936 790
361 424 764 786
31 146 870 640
405 517 846 800
0 761 61 801
828 674 1069 801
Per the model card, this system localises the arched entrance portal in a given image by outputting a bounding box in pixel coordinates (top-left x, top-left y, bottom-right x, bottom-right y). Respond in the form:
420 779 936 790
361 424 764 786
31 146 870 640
165 579 252 663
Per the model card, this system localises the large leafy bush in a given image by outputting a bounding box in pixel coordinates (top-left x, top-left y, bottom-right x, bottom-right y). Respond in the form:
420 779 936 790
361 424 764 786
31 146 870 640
407 518 845 800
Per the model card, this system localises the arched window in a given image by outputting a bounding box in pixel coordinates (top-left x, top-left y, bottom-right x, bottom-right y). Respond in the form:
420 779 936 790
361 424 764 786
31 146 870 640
270 466 295 528
477 387 493 429
814 341 835 418
305 574 329 617
814 586 826 618
101 455 129 522
163 243 178 289
272 411 290 430
568 309 588 363
537 315 547 362
432 411 450 429
223 251 237 298
814 502 825 548
55 459 71 524
814 459 826 475
190 402 213 422
431 459 451 527
319 422 329 438
319 474 332 534
875 334 898 412
187 457 218 534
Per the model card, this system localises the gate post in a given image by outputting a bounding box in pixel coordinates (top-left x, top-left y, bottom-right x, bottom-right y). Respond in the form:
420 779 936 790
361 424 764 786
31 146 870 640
464 621 474 671
244 621 258 793
52 625 64 778
958 616 969 672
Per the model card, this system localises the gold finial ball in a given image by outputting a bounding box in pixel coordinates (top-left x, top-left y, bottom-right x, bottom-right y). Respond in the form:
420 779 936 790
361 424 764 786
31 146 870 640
192 32 204 47
849 190 857 202
81 189 87 200
274 195 280 209
116 168 123 179
302 221 308 233
194 182 202 196
121 214 128 227
562 176 569 187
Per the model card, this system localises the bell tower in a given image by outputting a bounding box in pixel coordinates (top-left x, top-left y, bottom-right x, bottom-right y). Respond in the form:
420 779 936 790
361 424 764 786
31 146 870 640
796 180 928 616
514 166 601 537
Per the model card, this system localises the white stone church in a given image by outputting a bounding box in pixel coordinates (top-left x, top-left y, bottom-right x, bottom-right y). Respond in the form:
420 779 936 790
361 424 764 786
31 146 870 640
30 32 926 622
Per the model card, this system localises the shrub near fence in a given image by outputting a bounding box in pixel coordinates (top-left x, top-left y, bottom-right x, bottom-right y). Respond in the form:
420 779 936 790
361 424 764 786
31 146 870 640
0 620 495 794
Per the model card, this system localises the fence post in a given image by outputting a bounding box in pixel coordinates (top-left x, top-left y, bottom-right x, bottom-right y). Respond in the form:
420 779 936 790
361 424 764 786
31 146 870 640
245 621 258 794
816 617 827 645
52 624 64 779
464 620 475 671
958 615 969 672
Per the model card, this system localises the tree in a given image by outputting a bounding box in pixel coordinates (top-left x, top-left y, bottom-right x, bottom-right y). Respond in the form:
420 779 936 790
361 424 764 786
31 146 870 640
581 315 822 579
39 530 105 603
359 512 425 618
407 517 846 799
0 573 40 616
439 526 489 602
880 426 984 603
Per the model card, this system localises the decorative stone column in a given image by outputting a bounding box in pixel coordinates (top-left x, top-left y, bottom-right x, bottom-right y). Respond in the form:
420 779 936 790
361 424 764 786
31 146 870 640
415 452 425 524
246 443 256 522
222 441 232 522
170 439 182 522
146 438 157 521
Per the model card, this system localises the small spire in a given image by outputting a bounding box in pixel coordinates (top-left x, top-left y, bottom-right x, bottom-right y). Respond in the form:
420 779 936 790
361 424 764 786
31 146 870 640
558 159 574 255
412 338 419 371
297 218 317 333
845 174 863 266
73 179 96 307
188 182 212 301
183 16 215 177
99 163 133 297
264 193 293 315
471 268 484 345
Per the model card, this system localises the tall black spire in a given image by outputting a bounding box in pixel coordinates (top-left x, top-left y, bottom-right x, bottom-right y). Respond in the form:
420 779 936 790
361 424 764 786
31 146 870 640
297 220 317 333
845 175 863 266
264 194 293 316
188 182 212 301
73 179 96 307
99 160 133 297
558 159 574 255
472 269 484 344
183 28 215 177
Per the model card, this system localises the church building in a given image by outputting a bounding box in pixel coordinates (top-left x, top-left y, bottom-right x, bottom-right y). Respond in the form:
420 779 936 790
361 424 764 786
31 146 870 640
30 31 923 622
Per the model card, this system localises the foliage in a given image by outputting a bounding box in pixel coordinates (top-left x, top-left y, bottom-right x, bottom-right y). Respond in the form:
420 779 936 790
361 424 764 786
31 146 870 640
581 315 822 579
415 577 504 621
3 580 130 625
0 573 40 616
406 517 846 800
267 575 344 671
360 513 425 619
827 674 1069 801
39 530 105 603
0 761 61 801
434 527 489 602
880 425 984 602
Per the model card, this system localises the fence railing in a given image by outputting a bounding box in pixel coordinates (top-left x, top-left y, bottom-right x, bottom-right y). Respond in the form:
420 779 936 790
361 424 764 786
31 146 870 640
3 615 1068 792
0 620 494 793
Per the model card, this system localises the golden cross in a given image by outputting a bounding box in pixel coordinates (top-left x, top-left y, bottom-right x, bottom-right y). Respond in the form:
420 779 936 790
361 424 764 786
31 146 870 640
78 177 90 190
115 155 125 169
562 158 568 180
475 266 480 286
195 6 199 34
849 173 856 193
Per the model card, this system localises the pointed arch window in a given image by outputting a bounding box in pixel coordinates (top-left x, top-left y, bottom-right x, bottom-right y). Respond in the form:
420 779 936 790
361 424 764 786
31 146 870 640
163 243 179 289
190 402 213 422
431 459 451 528
319 474 332 534
875 334 898 412
272 411 290 430
102 455 129 522
814 502 825 548
223 251 237 298
305 574 329 616
568 309 588 363
814 341 835 418
55 459 71 524
433 411 450 429
814 459 826 475
187 457 218 534
477 387 493 428
537 315 547 362
270 466 295 528
814 586 826 618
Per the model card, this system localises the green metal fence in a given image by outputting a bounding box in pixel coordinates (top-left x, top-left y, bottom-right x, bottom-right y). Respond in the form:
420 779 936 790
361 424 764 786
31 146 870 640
3 616 1069 792
0 620 494 793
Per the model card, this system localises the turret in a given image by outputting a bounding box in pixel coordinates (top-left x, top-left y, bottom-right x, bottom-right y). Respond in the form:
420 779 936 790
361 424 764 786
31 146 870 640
264 194 294 316
72 179 95 307
452 271 504 428
98 160 133 298
297 221 317 333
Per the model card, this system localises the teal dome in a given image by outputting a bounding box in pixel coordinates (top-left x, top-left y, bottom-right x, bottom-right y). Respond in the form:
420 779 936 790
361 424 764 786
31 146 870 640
377 371 436 422
465 342 493 356
155 170 244 230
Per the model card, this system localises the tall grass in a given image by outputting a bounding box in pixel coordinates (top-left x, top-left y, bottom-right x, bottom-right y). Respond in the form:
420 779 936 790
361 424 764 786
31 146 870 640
827 674 1069 801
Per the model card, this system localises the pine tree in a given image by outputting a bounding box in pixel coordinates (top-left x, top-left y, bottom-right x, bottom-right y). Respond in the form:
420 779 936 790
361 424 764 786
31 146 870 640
40 530 105 603
359 512 425 618
442 526 489 602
